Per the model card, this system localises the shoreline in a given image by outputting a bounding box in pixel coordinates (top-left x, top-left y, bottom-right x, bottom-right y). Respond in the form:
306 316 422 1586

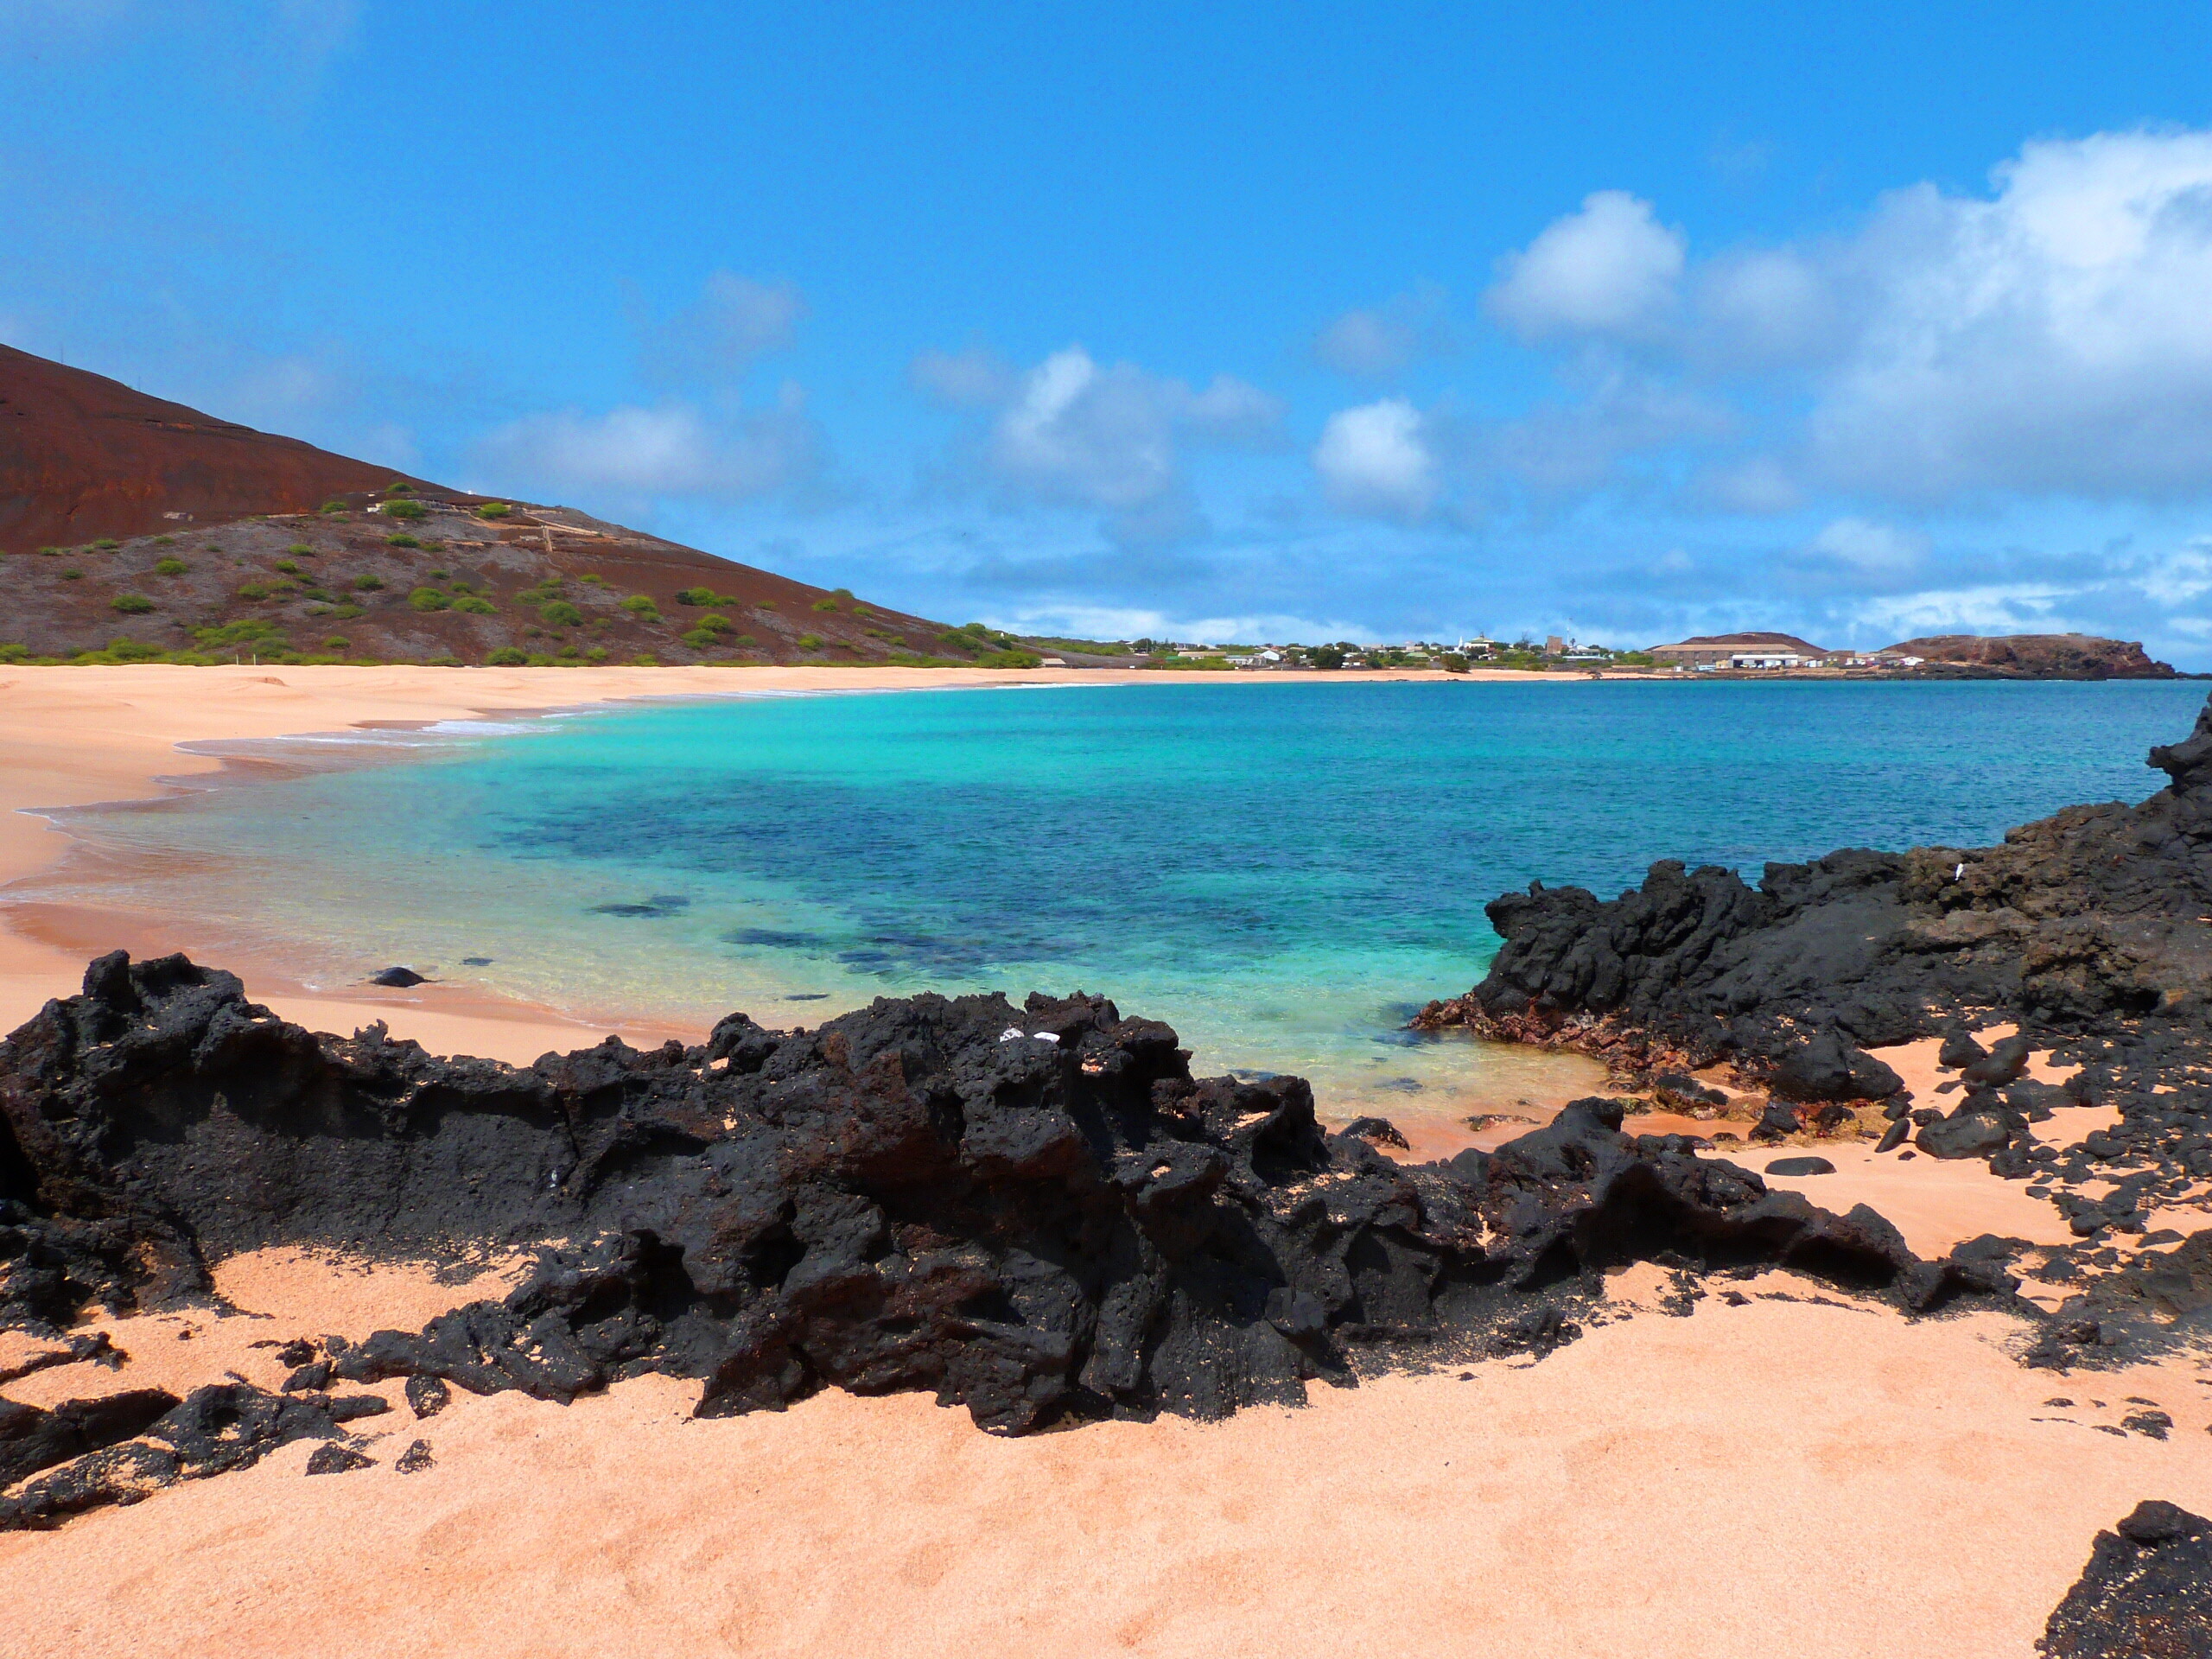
0 662 1551 1062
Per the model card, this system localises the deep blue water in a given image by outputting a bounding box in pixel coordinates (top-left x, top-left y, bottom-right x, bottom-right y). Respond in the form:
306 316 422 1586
35 677 2206 1116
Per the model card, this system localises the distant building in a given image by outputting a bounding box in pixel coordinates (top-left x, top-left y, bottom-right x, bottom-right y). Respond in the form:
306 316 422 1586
1544 635 1567 655
1728 651 1806 670
1648 631 1832 668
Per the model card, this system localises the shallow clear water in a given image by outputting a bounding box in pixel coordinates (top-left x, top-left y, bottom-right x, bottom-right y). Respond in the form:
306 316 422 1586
20 678 2206 1118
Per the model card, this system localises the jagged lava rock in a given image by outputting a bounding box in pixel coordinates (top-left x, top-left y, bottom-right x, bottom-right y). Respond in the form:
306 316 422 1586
1417 694 2212 1160
0 952 2017 1482
2038 1500 2212 1656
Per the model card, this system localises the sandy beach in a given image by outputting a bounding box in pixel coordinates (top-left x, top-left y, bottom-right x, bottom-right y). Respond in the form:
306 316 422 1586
2 1249 2206 1659
3 664 2208 1657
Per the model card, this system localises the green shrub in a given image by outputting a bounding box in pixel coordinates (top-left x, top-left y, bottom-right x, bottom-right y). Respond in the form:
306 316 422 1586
580 574 607 586
584 645 608 663
152 556 188 575
111 593 155 613
486 646 528 666
811 598 839 613
675 587 712 607
680 627 721 649
194 618 286 648
538 600 582 626
154 535 176 545
238 583 271 601
980 649 1044 669
735 633 759 647
92 538 119 550
429 569 449 580
274 559 301 575
796 632 824 651
696 612 732 632
354 574 385 592
321 500 349 514
60 567 83 580
620 594 661 620
332 602 365 620
453 595 497 615
325 636 351 649
477 502 512 519
410 587 452 612
0 644 27 663
35 546 60 556
527 653 558 667
935 632 978 656
383 499 427 521
386 533 422 549
286 543 315 556
632 652 658 666
385 481 415 496
1440 652 1470 674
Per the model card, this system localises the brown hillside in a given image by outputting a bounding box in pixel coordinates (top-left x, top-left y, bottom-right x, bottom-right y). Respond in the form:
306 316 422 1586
0 345 987 667
1661 631 1831 655
0 494 972 666
0 345 417 550
1881 632 2174 679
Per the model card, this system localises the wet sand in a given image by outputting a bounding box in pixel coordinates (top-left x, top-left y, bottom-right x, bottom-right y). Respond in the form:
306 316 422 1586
3 1250 2207 1658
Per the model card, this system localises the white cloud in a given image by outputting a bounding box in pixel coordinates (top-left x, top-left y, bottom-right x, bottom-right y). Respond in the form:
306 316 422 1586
1313 283 1451 376
1806 131 2212 500
2132 538 2212 607
1313 397 1436 519
475 388 821 503
1847 583 2070 639
1486 192 1685 340
992 348 1179 512
917 343 1282 543
1498 130 2212 512
644 272 805 385
1184 374 1287 446
911 345 1017 406
1807 518 1928 575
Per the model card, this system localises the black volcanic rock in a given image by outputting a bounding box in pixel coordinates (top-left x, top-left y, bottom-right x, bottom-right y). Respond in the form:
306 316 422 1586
2039 1501 2212 1656
0 950 2024 1524
0 1382 374 1529
1417 694 2212 1144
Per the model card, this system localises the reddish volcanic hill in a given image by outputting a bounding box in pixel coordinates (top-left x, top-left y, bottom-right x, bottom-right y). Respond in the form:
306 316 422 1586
0 345 416 550
1882 633 2174 679
0 345 986 667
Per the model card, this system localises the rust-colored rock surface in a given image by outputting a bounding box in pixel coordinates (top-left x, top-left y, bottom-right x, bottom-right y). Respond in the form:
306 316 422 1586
1882 632 2174 678
0 345 410 551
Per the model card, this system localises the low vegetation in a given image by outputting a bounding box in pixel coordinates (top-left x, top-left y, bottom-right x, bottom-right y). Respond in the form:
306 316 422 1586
110 594 154 613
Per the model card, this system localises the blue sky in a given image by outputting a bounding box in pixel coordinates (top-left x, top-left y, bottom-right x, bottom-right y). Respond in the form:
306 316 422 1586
9 3 2212 662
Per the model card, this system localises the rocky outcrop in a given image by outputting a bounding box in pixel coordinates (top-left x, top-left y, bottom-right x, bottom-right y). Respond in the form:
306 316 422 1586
2038 1501 2212 1656
1882 632 2175 678
0 1382 388 1529
1421 692 2212 1084
1417 690 2212 1289
0 951 2023 1516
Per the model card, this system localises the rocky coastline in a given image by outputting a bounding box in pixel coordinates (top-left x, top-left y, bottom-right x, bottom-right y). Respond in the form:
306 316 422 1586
1 946 2037 1529
2 703 2209 1643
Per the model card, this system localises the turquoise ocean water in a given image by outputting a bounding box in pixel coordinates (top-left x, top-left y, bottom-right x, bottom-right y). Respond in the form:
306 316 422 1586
19 678 2205 1122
